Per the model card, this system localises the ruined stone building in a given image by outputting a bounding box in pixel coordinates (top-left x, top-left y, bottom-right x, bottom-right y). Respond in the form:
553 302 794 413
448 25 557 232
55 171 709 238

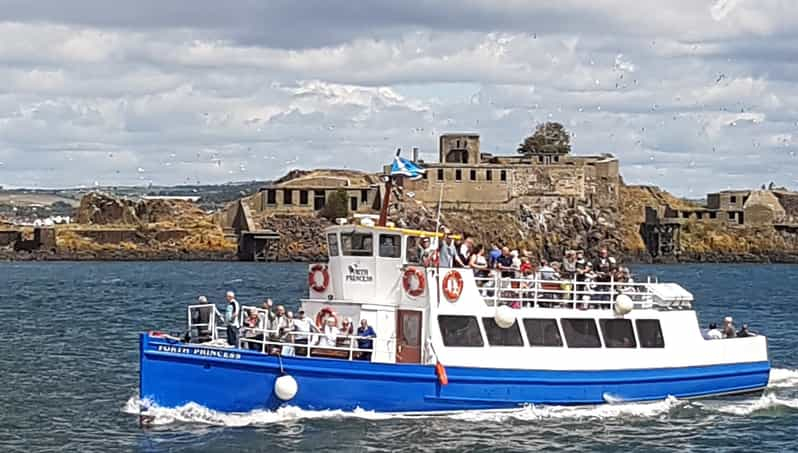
399 133 620 211
661 189 792 227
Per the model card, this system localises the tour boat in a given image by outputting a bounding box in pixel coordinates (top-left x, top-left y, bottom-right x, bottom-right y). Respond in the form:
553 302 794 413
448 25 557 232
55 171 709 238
139 222 770 414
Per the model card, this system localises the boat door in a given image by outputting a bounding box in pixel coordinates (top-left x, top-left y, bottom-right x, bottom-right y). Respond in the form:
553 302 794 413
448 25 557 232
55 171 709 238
396 309 422 364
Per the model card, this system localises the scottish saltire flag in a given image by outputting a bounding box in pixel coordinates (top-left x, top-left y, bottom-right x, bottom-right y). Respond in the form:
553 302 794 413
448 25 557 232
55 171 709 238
390 156 426 180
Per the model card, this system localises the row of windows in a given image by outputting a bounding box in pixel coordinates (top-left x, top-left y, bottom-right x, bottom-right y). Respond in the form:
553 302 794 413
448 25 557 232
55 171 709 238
438 316 664 349
266 189 369 206
424 168 508 183
328 233 434 261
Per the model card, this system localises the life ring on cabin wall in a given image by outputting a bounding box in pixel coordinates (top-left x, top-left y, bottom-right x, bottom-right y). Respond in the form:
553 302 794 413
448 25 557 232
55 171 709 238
403 267 426 297
315 306 338 328
442 270 464 302
308 264 330 293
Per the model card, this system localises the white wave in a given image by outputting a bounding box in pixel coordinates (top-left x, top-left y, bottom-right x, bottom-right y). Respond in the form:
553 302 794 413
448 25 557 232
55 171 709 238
224 278 243 284
124 396 684 427
707 394 798 416
768 368 798 389
101 277 123 284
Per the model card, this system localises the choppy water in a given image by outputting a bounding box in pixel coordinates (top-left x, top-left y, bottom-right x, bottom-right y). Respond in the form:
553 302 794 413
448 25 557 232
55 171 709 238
0 262 796 452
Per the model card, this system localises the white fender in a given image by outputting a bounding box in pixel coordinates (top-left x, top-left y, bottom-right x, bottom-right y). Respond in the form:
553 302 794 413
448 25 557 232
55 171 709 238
614 294 634 316
274 374 298 401
494 305 515 328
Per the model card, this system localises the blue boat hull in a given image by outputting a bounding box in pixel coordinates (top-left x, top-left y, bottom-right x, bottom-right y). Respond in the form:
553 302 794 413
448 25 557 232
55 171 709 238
140 334 770 413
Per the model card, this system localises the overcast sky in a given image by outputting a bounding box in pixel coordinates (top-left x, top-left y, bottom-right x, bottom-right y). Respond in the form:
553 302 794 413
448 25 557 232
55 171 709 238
1 0 797 196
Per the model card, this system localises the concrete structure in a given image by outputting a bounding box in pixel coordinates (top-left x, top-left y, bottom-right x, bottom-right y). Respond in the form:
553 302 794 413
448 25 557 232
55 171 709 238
252 170 381 215
401 133 620 211
664 189 791 227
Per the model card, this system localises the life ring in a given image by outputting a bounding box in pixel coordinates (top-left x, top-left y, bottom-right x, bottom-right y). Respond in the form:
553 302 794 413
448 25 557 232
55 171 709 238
403 267 426 297
308 264 330 293
442 270 464 302
315 306 338 328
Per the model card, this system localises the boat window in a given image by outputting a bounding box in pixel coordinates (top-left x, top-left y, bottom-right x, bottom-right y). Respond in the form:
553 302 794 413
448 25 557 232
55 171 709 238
438 315 484 347
561 319 601 348
523 318 563 346
379 234 401 258
405 236 424 264
340 233 373 257
636 319 665 348
327 233 339 256
599 319 637 348
482 318 524 346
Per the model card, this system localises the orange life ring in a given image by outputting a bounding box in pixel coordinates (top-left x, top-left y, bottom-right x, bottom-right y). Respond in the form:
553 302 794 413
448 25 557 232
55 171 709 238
308 264 330 293
403 267 426 297
442 270 464 302
315 306 338 329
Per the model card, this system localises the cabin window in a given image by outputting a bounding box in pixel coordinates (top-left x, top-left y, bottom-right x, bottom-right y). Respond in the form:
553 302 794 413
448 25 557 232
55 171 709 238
266 189 276 204
500 170 507 182
482 318 524 346
340 233 373 257
561 319 601 348
523 318 563 347
635 319 665 348
299 190 309 205
438 315 484 347
486 170 493 181
378 234 401 258
327 233 339 256
283 189 293 205
599 319 636 348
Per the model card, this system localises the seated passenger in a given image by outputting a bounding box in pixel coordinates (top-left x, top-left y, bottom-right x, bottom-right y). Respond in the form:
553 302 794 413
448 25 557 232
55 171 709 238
356 319 377 361
243 309 265 351
737 324 755 337
704 322 722 339
316 316 340 347
337 317 354 347
722 316 736 338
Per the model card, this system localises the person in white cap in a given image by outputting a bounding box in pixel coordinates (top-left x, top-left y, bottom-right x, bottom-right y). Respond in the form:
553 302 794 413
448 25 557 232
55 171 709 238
224 291 241 346
722 316 736 338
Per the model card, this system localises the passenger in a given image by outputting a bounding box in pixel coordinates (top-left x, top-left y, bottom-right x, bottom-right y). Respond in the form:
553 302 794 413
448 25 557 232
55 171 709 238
356 319 377 361
260 298 274 328
438 228 456 268
723 316 737 338
496 247 515 279
593 248 617 302
190 295 213 342
705 322 722 340
292 310 317 356
272 305 291 339
337 317 354 348
316 316 340 347
243 309 264 351
562 251 577 280
511 250 522 277
737 324 755 337
282 311 296 356
418 237 434 264
488 244 502 269
468 244 491 285
459 237 474 266
224 291 241 346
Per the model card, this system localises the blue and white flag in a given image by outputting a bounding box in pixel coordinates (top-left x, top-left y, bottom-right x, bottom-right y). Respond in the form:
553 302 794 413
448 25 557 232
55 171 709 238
390 156 426 180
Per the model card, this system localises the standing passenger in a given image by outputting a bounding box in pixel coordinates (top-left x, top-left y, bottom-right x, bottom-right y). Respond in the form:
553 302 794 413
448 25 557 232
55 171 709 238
439 228 456 268
224 291 240 346
357 319 377 361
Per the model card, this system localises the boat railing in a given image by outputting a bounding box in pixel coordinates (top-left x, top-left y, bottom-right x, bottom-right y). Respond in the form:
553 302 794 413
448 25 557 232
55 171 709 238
186 304 225 342
235 305 394 361
470 273 686 310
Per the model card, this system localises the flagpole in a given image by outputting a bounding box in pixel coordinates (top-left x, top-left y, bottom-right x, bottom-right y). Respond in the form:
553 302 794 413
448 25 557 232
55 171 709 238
378 148 402 227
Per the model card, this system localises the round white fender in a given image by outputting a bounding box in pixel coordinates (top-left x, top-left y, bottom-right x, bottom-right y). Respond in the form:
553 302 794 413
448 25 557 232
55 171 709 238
494 305 515 328
614 294 634 315
274 374 298 401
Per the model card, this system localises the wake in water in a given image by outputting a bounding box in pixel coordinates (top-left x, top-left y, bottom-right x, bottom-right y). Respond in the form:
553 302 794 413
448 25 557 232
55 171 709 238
124 368 798 427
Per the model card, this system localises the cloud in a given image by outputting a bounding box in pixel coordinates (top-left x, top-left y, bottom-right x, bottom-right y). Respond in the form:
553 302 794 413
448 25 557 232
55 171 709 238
1 2 798 194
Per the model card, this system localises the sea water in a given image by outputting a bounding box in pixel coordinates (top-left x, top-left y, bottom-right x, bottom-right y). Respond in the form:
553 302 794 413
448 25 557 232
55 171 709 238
0 262 796 452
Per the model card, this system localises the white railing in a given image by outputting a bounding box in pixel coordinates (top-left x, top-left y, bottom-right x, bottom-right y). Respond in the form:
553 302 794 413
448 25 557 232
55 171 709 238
187 304 225 342
471 273 665 309
235 305 394 360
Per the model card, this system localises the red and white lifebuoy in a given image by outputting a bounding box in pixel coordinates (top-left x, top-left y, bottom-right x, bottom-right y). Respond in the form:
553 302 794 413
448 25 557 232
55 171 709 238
403 267 426 297
442 270 464 302
315 306 338 329
308 264 330 293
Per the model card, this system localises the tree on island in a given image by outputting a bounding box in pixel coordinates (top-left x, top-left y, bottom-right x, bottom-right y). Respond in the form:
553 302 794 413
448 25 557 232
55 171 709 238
320 188 349 220
517 122 572 155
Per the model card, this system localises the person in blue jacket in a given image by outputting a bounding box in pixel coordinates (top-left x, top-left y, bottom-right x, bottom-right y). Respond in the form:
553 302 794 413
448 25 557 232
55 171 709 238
356 318 377 361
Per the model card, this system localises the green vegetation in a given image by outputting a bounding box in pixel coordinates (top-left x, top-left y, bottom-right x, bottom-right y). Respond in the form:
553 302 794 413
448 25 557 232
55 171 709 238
518 122 571 155
320 188 349 220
